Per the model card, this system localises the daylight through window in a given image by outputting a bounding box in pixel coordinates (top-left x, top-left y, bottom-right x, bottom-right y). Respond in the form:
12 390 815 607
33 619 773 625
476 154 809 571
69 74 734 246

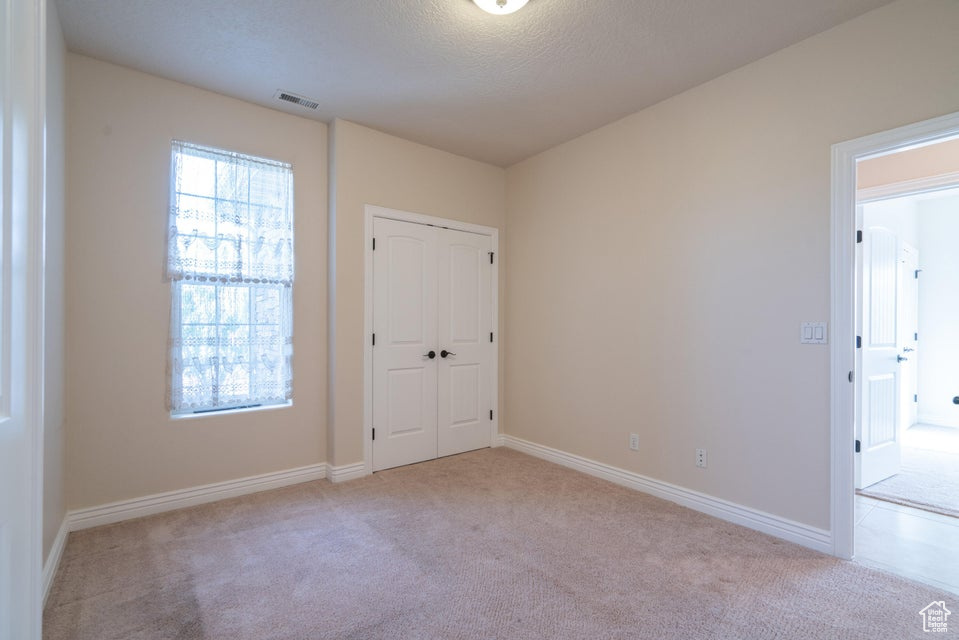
167 141 294 414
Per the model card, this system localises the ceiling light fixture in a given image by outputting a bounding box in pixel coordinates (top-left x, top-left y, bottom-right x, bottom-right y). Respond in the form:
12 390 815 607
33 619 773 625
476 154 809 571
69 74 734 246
472 0 529 15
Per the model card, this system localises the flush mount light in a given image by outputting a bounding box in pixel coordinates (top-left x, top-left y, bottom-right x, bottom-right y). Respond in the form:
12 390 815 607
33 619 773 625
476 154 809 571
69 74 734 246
472 0 529 15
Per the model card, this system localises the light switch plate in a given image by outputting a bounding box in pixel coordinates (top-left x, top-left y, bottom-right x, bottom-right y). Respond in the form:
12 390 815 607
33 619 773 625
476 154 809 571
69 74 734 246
800 322 827 344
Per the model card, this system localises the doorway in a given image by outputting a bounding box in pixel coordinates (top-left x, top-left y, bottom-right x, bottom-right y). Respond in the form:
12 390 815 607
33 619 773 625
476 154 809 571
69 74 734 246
363 206 499 473
832 113 959 594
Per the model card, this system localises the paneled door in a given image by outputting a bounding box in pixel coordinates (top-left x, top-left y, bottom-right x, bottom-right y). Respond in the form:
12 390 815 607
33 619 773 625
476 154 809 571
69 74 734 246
858 226 903 488
372 218 439 472
372 217 493 471
437 229 493 457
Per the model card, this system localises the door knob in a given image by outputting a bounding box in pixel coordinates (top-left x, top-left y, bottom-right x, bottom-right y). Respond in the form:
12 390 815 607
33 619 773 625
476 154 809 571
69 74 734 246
440 350 456 358
903 347 915 352
424 350 436 359
897 354 908 363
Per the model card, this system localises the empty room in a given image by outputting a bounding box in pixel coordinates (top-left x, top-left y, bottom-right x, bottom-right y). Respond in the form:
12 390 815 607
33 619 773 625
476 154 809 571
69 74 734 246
3 0 959 638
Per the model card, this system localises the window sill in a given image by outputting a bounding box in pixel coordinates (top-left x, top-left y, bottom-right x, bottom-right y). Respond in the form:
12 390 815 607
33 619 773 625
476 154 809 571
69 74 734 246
170 401 292 421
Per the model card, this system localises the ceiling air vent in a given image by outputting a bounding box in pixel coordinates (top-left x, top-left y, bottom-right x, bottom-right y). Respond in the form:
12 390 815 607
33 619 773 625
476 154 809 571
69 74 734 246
274 90 319 111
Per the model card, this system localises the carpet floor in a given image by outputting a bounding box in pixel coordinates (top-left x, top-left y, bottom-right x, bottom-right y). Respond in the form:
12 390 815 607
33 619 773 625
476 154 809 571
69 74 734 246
45 448 951 639
859 424 959 518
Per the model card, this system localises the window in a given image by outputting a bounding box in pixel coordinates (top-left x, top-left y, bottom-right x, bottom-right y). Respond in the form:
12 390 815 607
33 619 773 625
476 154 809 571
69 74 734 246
166 141 294 414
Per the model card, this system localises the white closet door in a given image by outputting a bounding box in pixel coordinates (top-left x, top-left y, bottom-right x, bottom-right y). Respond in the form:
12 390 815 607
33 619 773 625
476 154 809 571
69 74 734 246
372 218 438 471
437 228 493 457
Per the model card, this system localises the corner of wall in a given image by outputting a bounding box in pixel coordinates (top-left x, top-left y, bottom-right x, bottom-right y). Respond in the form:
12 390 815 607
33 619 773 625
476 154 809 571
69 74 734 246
327 119 340 468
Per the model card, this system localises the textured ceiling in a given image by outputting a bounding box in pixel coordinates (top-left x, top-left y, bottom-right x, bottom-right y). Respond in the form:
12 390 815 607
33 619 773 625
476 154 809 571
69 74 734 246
56 0 893 166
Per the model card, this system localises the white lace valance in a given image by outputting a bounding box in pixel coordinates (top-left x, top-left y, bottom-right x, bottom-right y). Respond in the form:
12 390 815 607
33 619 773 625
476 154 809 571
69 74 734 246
167 141 294 285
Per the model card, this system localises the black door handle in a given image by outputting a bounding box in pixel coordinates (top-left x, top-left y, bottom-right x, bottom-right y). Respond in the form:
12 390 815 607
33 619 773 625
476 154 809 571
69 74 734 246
424 350 436 359
441 350 456 358
897 354 908 363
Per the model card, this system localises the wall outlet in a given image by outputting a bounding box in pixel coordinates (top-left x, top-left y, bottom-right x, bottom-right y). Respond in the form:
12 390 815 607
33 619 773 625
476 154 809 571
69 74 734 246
629 433 640 451
695 448 707 468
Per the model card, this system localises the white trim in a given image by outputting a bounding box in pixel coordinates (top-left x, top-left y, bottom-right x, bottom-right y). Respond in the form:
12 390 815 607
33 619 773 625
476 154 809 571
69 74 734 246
363 208 374 476
170 400 292 421
67 463 327 531
6 0 50 634
39 464 328 602
41 518 68 607
503 435 832 554
363 204 500 476
329 462 366 483
917 414 959 430
856 170 959 203
830 110 959 562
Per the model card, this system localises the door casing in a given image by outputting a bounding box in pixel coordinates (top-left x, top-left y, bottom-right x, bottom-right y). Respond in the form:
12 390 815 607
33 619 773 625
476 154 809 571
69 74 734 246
0 0 47 634
363 205 499 477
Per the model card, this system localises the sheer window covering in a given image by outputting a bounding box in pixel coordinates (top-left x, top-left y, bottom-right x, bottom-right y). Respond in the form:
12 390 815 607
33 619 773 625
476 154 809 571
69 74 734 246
167 141 294 414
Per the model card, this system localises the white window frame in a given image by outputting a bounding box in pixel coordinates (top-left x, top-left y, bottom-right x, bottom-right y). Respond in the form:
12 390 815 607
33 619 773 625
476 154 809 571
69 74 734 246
167 141 294 416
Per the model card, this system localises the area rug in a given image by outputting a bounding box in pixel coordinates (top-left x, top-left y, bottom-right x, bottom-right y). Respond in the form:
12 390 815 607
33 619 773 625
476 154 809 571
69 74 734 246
45 448 950 640
858 425 959 518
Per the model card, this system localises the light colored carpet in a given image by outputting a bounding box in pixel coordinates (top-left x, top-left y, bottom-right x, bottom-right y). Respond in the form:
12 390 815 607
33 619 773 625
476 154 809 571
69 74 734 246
45 448 949 639
859 425 959 518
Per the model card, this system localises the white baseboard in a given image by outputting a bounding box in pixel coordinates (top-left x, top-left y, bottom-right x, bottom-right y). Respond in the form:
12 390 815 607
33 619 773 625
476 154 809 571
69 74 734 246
492 433 506 447
41 463 329 605
42 518 70 606
917 414 959 429
329 462 367 483
502 435 833 555
67 463 328 532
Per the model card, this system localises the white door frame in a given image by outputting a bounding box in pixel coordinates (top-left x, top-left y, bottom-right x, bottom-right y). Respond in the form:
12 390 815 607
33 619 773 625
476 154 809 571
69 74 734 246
1 0 47 635
830 111 959 560
363 205 499 476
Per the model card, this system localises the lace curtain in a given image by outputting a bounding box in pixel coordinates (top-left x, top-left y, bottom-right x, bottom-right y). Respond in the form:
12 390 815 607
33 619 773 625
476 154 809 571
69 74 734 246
167 141 294 413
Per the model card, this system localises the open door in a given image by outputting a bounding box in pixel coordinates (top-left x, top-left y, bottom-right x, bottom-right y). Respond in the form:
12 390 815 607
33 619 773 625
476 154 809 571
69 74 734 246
858 226 904 488
0 0 45 634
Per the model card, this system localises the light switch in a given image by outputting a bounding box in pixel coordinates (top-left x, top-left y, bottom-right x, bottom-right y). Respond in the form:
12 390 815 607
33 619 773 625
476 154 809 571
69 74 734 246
800 322 827 344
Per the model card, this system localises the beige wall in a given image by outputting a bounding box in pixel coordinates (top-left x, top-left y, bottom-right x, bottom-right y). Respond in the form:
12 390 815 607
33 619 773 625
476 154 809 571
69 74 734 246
43 0 67 559
505 0 959 530
328 119 506 466
65 55 328 509
858 136 959 189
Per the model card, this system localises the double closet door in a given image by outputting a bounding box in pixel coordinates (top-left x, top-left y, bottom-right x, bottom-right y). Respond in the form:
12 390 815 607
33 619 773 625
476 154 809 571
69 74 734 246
372 217 494 472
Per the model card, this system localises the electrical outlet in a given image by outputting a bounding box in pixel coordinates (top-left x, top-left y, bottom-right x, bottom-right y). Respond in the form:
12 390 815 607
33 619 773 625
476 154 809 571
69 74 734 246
695 448 707 468
629 433 639 451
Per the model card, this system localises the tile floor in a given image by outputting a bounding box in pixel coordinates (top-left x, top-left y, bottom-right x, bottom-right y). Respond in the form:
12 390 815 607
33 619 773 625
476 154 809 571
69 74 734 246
855 494 959 596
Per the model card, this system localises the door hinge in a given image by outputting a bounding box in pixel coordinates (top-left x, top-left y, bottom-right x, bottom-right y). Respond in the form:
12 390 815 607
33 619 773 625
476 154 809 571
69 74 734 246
855 439 861 453
372 237 376 251
856 230 863 244
489 409 493 421
490 332 494 343
372 428 375 441
848 370 854 383
915 268 922 279
372 333 375 346
489 251 494 264
914 394 918 403
856 336 861 349
915 332 919 341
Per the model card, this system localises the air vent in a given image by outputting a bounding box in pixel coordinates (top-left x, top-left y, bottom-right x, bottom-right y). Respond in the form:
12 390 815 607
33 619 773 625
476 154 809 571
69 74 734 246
274 90 319 110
